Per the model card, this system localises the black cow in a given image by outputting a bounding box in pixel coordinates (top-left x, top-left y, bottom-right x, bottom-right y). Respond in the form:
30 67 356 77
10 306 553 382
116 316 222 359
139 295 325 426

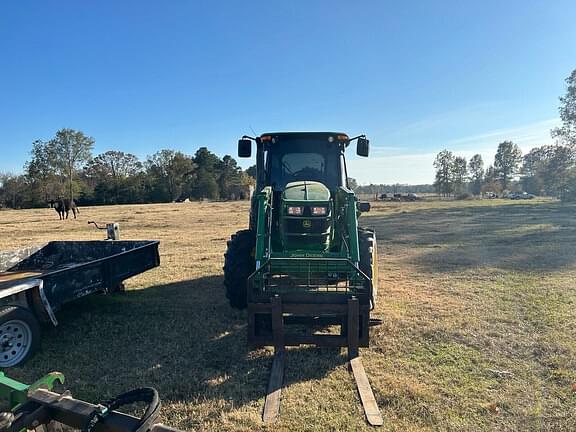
49 198 79 220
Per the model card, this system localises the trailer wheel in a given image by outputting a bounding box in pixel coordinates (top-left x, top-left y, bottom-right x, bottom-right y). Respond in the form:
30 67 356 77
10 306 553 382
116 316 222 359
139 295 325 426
0 306 41 367
224 230 256 309
359 229 378 308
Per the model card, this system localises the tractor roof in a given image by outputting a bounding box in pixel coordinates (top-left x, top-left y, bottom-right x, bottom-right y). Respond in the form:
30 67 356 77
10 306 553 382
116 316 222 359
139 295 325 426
260 132 349 141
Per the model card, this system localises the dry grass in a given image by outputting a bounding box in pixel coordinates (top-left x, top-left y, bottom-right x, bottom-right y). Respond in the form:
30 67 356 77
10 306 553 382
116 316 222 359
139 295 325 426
1 198 575 431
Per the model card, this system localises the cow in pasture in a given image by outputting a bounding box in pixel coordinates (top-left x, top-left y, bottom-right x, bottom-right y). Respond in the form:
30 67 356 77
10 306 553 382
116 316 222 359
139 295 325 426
49 198 79 220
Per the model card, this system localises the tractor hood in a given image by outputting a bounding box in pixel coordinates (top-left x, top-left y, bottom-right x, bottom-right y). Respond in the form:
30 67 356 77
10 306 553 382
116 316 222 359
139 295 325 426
282 181 331 202
280 181 332 252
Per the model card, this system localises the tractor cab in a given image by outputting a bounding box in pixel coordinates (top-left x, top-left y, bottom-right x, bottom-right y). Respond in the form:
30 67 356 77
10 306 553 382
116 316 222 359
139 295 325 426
238 132 369 193
238 132 370 248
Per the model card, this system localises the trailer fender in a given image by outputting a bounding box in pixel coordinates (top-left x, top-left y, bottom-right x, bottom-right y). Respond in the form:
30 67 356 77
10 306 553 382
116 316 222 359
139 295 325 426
0 279 58 326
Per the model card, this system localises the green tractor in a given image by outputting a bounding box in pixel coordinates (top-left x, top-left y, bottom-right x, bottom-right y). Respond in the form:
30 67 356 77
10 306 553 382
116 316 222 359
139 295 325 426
224 132 382 425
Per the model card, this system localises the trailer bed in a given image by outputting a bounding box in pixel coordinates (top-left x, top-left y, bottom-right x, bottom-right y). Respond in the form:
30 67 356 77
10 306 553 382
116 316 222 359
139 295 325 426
0 240 161 366
0 240 160 316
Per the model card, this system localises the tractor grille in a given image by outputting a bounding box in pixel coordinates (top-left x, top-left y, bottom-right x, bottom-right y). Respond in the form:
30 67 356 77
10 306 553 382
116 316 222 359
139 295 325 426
249 257 368 295
282 216 331 251
284 217 330 233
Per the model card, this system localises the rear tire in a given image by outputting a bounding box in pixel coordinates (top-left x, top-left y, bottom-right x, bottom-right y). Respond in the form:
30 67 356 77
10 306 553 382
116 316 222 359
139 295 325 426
0 306 41 367
358 228 378 308
223 230 256 309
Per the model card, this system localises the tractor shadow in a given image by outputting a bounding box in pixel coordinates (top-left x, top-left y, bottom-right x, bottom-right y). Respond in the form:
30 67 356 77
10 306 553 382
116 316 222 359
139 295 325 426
364 201 576 273
13 275 348 419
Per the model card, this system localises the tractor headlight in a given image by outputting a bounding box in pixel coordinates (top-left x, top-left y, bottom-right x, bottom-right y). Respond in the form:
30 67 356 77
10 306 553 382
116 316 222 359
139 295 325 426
311 206 327 216
287 206 304 216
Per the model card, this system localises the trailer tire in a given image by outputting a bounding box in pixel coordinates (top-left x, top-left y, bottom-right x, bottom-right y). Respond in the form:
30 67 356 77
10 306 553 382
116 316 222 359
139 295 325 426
0 306 41 367
224 230 256 309
358 228 378 308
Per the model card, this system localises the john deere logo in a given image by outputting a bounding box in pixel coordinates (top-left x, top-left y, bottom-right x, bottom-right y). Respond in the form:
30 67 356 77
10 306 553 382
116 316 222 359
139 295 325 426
302 219 312 229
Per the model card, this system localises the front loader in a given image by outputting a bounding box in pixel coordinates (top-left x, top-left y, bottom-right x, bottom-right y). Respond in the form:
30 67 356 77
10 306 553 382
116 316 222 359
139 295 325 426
223 132 382 425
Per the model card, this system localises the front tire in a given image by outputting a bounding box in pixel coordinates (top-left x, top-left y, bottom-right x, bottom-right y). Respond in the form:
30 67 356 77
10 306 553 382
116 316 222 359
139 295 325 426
0 306 41 367
358 228 379 308
223 230 256 309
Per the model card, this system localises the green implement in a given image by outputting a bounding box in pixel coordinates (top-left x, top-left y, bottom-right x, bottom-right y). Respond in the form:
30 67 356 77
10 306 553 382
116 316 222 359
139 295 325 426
0 371 182 432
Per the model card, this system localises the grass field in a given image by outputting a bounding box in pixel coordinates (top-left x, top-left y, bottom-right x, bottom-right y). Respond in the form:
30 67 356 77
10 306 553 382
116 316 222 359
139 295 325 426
1 198 575 431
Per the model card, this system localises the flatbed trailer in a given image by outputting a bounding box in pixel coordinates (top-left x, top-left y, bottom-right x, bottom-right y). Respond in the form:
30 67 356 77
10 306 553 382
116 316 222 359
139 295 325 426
0 240 160 367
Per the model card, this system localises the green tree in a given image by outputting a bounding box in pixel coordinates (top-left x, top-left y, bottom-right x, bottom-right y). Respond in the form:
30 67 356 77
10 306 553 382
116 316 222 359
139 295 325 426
468 154 484 196
552 68 576 147
189 147 222 200
194 147 221 172
519 144 575 199
494 141 522 190
193 168 220 199
548 146 576 200
25 140 62 205
433 150 455 197
48 129 94 200
481 165 502 195
217 155 243 198
245 165 257 180
521 145 554 195
146 150 196 202
452 156 468 195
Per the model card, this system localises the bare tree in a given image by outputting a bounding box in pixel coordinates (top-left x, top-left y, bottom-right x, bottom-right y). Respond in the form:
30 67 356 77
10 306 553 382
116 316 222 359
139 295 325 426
85 151 142 203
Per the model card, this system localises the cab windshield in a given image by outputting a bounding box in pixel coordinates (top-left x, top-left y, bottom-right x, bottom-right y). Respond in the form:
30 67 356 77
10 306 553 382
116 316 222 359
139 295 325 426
266 139 344 191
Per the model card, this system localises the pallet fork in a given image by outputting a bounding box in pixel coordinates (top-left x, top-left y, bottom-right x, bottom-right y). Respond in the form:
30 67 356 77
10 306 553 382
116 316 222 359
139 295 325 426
256 295 383 426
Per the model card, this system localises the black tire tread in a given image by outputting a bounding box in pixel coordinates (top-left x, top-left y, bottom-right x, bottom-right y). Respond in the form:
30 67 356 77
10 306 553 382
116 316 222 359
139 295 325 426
223 230 256 309
358 228 378 307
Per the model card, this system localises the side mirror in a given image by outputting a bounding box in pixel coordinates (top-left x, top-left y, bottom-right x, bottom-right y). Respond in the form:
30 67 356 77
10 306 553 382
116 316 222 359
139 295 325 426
238 139 252 158
356 137 369 157
357 202 371 212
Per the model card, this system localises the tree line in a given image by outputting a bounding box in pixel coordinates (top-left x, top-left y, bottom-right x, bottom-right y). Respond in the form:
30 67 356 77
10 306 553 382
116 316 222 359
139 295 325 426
0 131 255 208
433 68 576 201
355 183 435 195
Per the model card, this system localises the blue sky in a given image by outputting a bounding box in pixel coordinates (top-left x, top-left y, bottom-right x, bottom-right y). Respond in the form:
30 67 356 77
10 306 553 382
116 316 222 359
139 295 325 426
0 1 575 184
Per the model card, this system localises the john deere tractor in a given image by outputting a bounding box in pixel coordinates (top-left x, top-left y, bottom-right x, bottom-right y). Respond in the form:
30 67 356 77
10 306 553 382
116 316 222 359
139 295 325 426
223 132 382 424
224 132 377 343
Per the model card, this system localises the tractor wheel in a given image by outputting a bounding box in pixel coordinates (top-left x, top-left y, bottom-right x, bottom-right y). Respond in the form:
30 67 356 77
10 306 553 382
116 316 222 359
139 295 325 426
358 228 379 308
0 306 41 367
223 230 256 309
